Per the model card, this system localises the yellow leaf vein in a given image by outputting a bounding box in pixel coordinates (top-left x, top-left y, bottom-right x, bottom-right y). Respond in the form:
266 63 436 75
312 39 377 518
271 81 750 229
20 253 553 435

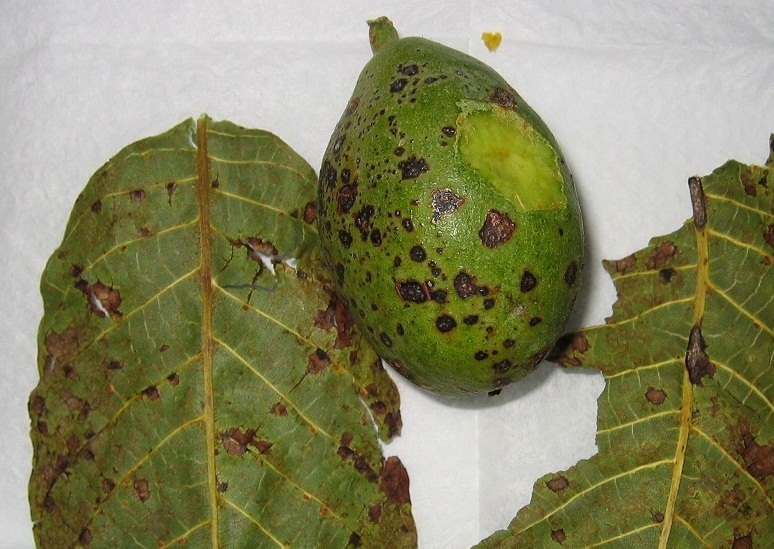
713 359 774 416
708 280 774 337
215 337 333 440
158 518 211 548
586 522 659 547
705 191 774 221
220 496 289 548
208 153 314 181
596 409 680 436
708 227 771 258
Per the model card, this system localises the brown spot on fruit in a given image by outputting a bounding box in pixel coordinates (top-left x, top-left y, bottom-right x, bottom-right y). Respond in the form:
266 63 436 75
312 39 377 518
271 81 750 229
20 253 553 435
436 314 457 333
475 351 489 361
546 475 569 492
479 210 516 248
379 332 393 347
441 126 456 137
430 289 448 303
453 271 479 299
645 387 667 405
646 241 677 270
400 64 419 76
463 315 479 325
551 529 566 544
397 156 429 180
685 325 715 385
529 317 542 327
520 269 537 292
134 478 150 502
493 359 512 373
431 188 464 221
380 456 411 504
338 230 354 249
402 218 414 232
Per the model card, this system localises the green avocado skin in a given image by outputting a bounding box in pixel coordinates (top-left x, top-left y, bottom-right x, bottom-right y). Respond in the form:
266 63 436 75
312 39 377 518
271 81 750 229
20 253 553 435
317 28 583 397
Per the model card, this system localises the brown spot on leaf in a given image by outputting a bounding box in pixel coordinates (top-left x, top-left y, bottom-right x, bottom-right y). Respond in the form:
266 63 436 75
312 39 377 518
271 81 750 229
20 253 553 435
75 280 123 319
217 481 229 493
308 348 330 374
431 188 464 221
314 293 355 349
102 478 115 493
732 533 753 549
142 385 160 401
90 200 102 213
737 419 774 480
651 511 664 523
167 372 179 386
129 189 146 203
479 210 516 248
44 327 80 375
548 332 589 366
764 223 774 251
659 268 676 284
551 529 566 544
79 528 93 545
609 254 636 274
348 532 362 547
645 387 667 405
303 201 317 224
134 478 150 502
546 475 569 492
380 456 411 504
646 241 677 270
271 401 288 417
368 503 382 523
685 325 715 385
221 427 256 457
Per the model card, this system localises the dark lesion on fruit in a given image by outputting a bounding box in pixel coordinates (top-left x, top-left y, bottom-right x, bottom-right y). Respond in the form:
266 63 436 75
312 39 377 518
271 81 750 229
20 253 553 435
520 269 537 292
398 156 430 180
490 87 517 109
564 261 578 286
479 210 516 248
395 280 428 303
435 314 457 333
431 188 464 221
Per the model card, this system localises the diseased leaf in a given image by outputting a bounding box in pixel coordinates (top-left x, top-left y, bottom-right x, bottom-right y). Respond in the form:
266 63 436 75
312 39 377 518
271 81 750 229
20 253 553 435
478 137 774 548
29 117 416 548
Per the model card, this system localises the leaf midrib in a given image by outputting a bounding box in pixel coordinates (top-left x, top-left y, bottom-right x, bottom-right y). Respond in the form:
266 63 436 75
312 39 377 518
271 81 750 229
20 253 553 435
196 117 220 547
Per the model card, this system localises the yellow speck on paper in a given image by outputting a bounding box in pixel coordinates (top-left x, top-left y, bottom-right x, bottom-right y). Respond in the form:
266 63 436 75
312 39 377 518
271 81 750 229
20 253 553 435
482 32 502 52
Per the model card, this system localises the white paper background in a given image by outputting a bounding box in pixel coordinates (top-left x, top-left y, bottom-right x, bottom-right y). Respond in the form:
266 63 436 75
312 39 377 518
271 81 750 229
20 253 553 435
1 2 772 548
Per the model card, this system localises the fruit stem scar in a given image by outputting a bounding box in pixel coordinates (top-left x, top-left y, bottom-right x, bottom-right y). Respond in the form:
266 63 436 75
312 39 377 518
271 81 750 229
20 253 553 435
196 116 220 545
368 16 399 55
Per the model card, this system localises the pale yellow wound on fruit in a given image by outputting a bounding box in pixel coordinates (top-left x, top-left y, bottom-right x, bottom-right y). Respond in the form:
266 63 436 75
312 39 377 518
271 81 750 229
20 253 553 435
456 106 566 211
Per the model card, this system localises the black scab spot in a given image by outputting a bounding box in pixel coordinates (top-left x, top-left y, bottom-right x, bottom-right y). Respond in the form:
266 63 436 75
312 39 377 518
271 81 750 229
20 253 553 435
394 146 405 157
503 339 515 348
379 332 393 347
463 315 479 325
370 229 382 246
493 359 513 373
432 188 464 221
453 271 478 299
529 317 542 327
479 210 516 248
402 218 415 232
564 261 578 286
441 126 456 137
484 298 495 310
397 157 429 180
322 162 337 189
410 246 427 262
390 78 408 93
337 184 358 214
400 64 419 76
475 351 489 361
396 281 427 303
436 315 457 333
393 256 402 268
340 168 351 184
338 230 353 249
396 324 405 336
335 263 345 284
430 289 448 303
520 269 537 292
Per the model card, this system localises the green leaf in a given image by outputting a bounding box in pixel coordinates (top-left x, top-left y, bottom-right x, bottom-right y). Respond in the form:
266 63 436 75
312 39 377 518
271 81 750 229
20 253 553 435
477 137 774 548
29 117 416 548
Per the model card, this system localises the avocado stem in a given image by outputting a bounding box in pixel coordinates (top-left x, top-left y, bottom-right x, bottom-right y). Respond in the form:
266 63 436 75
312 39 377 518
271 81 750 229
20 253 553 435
368 16 399 55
